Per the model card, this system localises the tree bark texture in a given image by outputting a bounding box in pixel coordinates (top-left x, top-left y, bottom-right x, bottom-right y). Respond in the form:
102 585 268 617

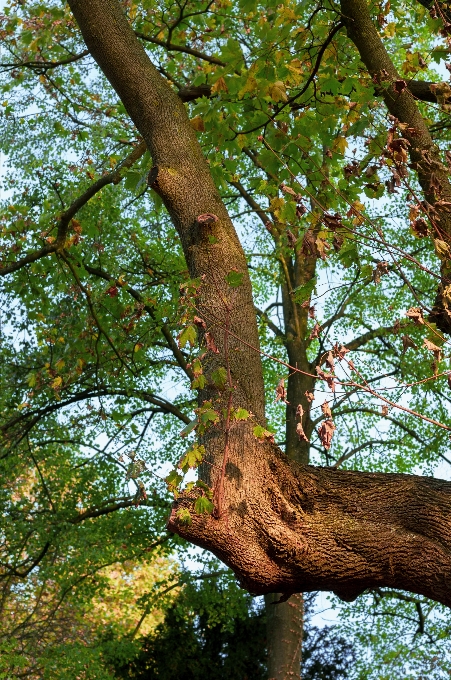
68 0 451 620
265 592 304 680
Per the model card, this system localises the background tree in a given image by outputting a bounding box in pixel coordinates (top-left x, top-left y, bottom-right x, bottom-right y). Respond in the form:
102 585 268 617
3 0 451 678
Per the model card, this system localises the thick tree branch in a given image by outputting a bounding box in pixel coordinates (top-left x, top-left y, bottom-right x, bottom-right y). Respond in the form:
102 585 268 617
169 443 451 607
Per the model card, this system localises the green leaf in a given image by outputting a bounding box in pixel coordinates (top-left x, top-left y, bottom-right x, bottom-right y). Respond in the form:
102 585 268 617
178 325 197 348
211 367 227 390
165 469 184 492
338 241 360 268
233 408 250 421
195 480 213 499
179 444 205 471
225 270 244 287
194 495 214 515
124 170 142 191
292 277 317 304
176 508 192 525
252 425 275 441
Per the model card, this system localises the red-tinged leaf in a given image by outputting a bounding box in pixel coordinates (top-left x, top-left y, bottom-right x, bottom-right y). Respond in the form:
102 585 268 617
321 401 332 418
106 285 119 297
305 391 314 402
193 316 207 329
253 425 275 443
424 338 442 362
348 359 356 371
405 307 424 325
448 373 451 390
318 419 336 450
296 421 309 442
411 217 428 238
205 331 220 354
333 343 350 360
308 305 315 319
402 334 418 353
325 351 335 372
275 378 289 404
296 404 304 419
316 367 335 391
309 322 322 340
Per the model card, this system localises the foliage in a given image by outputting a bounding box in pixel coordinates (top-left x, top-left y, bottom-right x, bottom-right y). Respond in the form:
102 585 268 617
1 0 451 676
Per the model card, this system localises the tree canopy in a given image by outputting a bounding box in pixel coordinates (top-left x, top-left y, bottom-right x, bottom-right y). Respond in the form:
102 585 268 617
2 0 451 677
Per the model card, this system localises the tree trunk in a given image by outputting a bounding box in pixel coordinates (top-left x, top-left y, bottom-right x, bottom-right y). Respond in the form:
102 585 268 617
265 592 304 680
68 0 451 623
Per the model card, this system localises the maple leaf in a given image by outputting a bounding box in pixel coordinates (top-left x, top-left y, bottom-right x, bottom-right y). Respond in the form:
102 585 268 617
316 367 335 391
424 338 442 362
333 234 344 251
296 422 309 442
405 307 424 325
106 285 119 297
372 261 389 284
321 401 332 418
286 229 298 248
301 229 316 256
296 404 304 419
318 419 336 450
205 332 220 354
323 212 343 231
275 378 289 404
402 334 418 354
411 218 429 237
394 79 407 94
309 322 322 340
305 391 314 402
325 351 335 372
333 343 350 360
296 203 307 218
193 316 206 329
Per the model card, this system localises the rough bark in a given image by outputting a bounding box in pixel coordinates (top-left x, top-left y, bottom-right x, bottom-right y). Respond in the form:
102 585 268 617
341 0 451 334
68 0 451 621
266 592 304 680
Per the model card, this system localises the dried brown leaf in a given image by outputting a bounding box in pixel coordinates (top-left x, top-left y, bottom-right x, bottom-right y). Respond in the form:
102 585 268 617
205 332 220 354
275 378 289 404
321 400 332 418
318 419 336 450
296 421 309 442
402 334 418 354
406 307 424 325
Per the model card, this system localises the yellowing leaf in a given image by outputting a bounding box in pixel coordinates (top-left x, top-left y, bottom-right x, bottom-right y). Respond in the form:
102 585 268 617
268 81 288 103
51 376 62 389
333 136 348 155
190 116 205 132
211 76 228 93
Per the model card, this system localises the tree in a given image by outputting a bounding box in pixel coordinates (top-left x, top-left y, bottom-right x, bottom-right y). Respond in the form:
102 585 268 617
2 0 451 677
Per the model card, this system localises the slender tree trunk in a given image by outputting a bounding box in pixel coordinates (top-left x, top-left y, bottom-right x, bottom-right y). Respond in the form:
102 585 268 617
266 592 304 680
